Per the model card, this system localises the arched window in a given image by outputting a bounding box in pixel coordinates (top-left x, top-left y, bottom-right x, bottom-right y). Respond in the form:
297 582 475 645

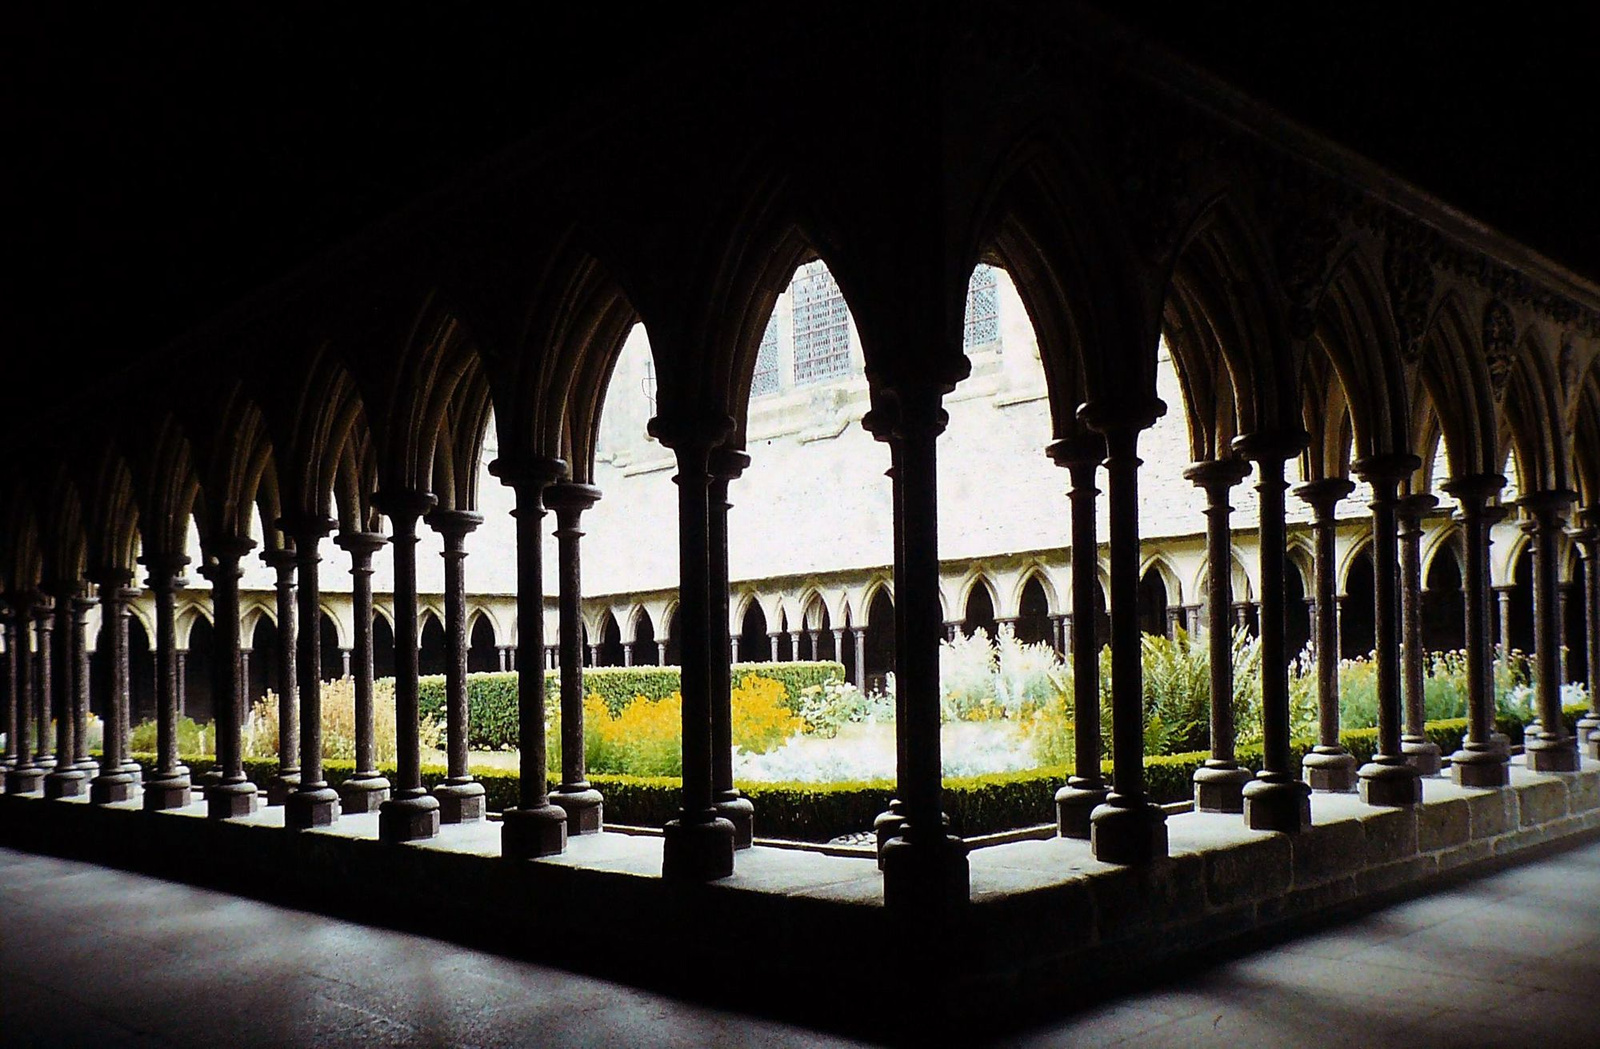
864 590 895 691
962 582 997 640
419 613 446 677
467 615 498 673
791 260 852 386
1423 542 1465 653
1137 569 1168 638
739 602 768 663
963 263 1000 351
597 611 625 667
1015 576 1053 647
1342 550 1375 659
634 611 659 666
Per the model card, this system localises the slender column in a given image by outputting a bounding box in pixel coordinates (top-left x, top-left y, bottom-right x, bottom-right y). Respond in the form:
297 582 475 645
89 572 138 803
852 628 866 688
544 482 605 835
200 537 259 818
1495 585 1515 658
262 547 300 805
1352 455 1423 805
496 646 508 673
729 636 741 663
1523 490 1581 771
1236 434 1313 832
1398 494 1443 774
586 643 599 667
240 649 252 703
4 594 43 794
1297 478 1359 791
335 532 389 813
70 593 94 775
1445 476 1511 785
707 448 754 846
1052 434 1110 837
786 630 799 659
428 510 486 825
867 425 908 859
0 609 14 785
175 651 187 718
43 582 88 798
33 603 53 769
1186 457 1252 813
1575 513 1600 759
622 643 633 667
141 554 192 810
281 515 339 829
656 641 667 665
832 628 845 664
875 388 969 909
489 457 569 860
372 491 439 841
768 633 780 662
1061 613 1074 653
339 648 352 679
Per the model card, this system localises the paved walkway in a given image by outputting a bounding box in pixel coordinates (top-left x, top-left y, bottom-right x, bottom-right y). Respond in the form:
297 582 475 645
2 839 1597 1048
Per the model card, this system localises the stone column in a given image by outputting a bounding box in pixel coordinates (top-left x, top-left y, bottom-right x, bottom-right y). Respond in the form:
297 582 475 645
489 456 569 860
200 536 259 819
70 593 94 777
175 650 187 718
707 449 754 847
429 509 487 825
1523 491 1581 771
545 481 604 835
240 649 252 704
586 643 599 667
141 553 192 810
1575 514 1600 759
43 582 87 798
1051 435 1109 837
996 617 1017 640
1352 455 1423 806
262 547 299 805
1559 582 1576 685
88 572 138 803
728 636 740 664
1444 476 1511 786
336 531 389 813
1495 585 1515 658
1398 494 1443 775
1060 613 1074 653
831 628 845 665
372 491 440 841
1297 478 1358 791
767 632 780 662
281 515 339 829
1236 435 1314 832
1186 457 1252 813
786 630 800 660
0 609 14 786
497 646 509 672
656 641 667 665
874 389 969 910
33 602 53 769
852 628 867 688
4 594 43 795
866 433 908 858
621 642 633 667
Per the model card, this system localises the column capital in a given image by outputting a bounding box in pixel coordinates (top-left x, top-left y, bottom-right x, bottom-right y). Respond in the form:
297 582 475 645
1441 473 1506 505
1397 493 1439 530
201 534 258 565
138 552 190 591
334 530 387 558
277 512 335 543
45 576 83 603
1046 432 1108 469
542 482 603 515
84 565 135 590
371 489 437 527
647 410 734 453
488 455 567 491
1572 526 1600 556
1293 476 1358 516
1077 396 1166 436
870 383 947 441
1520 489 1577 525
260 545 298 576
1184 456 1252 491
707 447 750 482
1351 453 1422 485
1231 429 1308 464
427 509 484 545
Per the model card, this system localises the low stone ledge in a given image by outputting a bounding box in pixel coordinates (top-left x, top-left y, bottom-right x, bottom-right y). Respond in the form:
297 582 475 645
1517 776 1569 827
1416 795 1471 851
1467 787 1518 839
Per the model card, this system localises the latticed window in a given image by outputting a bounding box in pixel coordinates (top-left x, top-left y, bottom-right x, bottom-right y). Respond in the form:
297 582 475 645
964 263 1000 350
751 313 780 397
791 260 853 385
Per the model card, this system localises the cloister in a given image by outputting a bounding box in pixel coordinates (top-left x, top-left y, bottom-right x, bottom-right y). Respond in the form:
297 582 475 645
3 3 1599 1030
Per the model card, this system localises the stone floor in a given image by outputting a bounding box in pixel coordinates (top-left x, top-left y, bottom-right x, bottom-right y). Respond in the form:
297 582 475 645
2 838 1597 1048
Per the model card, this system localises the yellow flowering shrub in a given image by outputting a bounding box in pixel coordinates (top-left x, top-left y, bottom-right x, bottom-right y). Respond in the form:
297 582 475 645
243 677 443 763
730 674 804 753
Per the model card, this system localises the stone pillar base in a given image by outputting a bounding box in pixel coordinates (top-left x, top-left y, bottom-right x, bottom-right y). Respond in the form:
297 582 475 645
378 793 440 842
205 780 260 820
1303 747 1359 792
266 772 300 807
1526 738 1581 773
5 768 45 796
119 762 144 793
192 768 224 790
43 769 89 799
1358 760 1421 806
1243 775 1312 833
661 816 735 881
1401 737 1443 776
1587 733 1600 761
143 778 192 811
713 792 754 849
1489 732 1512 758
1451 745 1511 788
551 787 606 836
1055 780 1108 839
873 803 906 870
1193 763 1252 813
337 775 390 814
1090 796 1168 864
502 803 569 860
881 832 970 911
89 773 138 805
433 780 486 825
284 786 340 829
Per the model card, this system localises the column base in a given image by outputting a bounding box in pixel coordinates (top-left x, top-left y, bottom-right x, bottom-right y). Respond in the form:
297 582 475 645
880 832 970 911
378 792 440 842
551 786 606 836
1401 736 1444 776
1303 746 1359 792
89 772 138 805
873 801 905 869
337 774 390 814
43 768 89 799
142 776 193 812
713 791 754 849
1358 759 1421 806
1090 794 1168 864
1243 774 1312 833
1489 732 1512 758
266 771 300 807
433 780 486 825
1526 736 1581 773
1193 762 1252 813
502 803 569 860
661 815 735 882
1056 780 1109 838
119 761 144 793
5 767 45 796
1450 744 1511 788
205 779 260 820
284 785 340 828
192 766 224 790
1587 731 1600 761
1577 712 1600 739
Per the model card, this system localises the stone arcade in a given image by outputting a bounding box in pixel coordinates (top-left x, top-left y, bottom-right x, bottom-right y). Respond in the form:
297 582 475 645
2 4 1599 1033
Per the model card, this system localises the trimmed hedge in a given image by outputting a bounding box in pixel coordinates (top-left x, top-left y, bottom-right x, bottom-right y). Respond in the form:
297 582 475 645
132 703 1587 844
414 661 845 750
